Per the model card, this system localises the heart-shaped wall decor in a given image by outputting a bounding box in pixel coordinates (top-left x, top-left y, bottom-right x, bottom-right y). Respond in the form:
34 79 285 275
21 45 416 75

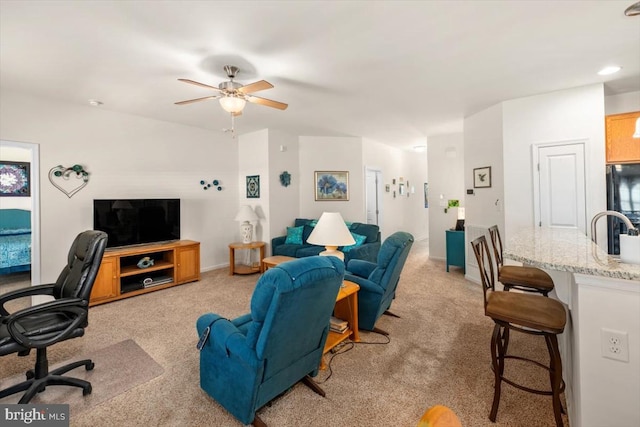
48 164 90 198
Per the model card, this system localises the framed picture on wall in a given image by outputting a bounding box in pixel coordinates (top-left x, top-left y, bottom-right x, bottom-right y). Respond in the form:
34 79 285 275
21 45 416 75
246 175 260 198
473 166 492 188
314 171 349 201
0 161 30 197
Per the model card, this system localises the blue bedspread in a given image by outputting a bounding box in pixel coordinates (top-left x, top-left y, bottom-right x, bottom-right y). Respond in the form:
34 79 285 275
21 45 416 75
0 229 31 274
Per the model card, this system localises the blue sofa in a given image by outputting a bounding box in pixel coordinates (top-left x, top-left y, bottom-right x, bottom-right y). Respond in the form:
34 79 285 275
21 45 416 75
271 218 381 264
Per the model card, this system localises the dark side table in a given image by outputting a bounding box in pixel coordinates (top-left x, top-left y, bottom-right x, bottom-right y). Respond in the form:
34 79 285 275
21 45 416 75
445 230 465 273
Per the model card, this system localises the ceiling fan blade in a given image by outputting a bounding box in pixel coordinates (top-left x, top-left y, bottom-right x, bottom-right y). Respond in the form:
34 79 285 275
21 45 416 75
247 95 288 110
238 80 274 94
174 95 220 105
178 78 223 92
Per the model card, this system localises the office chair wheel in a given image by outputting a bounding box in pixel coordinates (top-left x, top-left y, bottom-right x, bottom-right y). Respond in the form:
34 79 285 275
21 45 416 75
86 361 95 371
26 370 35 380
83 384 92 396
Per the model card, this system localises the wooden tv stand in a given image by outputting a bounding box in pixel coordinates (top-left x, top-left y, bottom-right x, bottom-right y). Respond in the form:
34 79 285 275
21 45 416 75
90 240 200 306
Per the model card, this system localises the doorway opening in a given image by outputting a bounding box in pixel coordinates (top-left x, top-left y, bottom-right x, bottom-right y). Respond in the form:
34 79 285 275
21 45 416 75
365 167 383 226
0 139 40 288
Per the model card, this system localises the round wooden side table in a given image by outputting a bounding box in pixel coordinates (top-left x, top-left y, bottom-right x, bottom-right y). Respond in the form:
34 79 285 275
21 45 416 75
228 241 266 275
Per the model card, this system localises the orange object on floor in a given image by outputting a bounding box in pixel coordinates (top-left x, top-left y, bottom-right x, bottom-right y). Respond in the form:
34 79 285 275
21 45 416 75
417 405 462 427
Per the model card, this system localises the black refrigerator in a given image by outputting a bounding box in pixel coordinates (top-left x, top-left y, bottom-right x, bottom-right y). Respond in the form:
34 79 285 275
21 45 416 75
606 163 640 254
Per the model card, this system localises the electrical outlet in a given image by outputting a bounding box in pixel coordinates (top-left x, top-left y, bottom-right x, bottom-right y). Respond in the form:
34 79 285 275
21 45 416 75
601 328 629 362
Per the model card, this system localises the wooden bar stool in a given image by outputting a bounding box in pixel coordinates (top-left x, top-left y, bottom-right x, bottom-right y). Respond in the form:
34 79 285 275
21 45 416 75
488 225 554 296
471 235 567 427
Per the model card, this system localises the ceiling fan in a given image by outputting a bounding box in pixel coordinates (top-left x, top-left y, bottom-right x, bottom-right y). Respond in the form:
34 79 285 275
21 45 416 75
175 65 288 116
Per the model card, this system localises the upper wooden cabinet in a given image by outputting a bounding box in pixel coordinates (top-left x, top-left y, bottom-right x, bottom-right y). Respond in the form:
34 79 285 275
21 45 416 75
606 111 640 164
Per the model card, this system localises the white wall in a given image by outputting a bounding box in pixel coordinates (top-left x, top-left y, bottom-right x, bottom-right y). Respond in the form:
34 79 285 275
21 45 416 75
298 136 364 222
404 150 429 241
238 129 269 245
0 145 31 210
464 103 504 234
267 129 299 254
502 83 607 241
0 90 239 281
605 90 640 115
428 133 465 260
573 274 640 427
362 138 428 240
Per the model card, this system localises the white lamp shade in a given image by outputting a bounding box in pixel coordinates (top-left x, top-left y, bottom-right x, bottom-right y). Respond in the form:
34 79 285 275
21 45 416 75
307 212 356 249
219 96 246 113
235 205 258 223
457 207 465 220
633 117 640 139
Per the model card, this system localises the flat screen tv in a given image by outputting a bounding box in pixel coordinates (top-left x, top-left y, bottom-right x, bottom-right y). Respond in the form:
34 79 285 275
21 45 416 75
93 199 180 248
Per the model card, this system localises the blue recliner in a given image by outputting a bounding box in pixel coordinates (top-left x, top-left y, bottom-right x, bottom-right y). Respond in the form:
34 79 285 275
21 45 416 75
196 256 345 426
344 231 414 334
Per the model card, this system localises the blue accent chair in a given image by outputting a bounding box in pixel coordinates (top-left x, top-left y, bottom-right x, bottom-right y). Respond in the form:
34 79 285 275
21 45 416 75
196 256 345 426
345 231 414 334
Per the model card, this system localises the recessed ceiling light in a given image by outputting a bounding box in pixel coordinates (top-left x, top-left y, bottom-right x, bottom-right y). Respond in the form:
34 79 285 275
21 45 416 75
413 145 427 152
88 99 103 106
597 66 622 76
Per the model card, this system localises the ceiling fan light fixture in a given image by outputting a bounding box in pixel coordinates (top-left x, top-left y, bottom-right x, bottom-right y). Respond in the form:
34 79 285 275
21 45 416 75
219 95 246 113
625 1 640 16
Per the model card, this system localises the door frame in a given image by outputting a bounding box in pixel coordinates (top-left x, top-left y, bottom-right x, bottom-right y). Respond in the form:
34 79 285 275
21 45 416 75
0 139 41 286
364 166 383 226
532 139 587 231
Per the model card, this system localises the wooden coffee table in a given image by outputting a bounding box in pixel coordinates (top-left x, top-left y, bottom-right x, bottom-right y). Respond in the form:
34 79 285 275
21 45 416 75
261 255 296 271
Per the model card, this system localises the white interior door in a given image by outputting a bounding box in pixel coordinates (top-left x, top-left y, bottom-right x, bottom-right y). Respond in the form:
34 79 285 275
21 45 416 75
535 142 586 231
365 168 381 225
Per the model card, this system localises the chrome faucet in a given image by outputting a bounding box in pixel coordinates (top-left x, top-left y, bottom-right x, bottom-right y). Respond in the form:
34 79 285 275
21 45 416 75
590 210 639 245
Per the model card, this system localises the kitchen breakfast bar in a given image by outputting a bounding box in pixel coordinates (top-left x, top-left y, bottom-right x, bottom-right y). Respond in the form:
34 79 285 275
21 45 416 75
504 227 640 427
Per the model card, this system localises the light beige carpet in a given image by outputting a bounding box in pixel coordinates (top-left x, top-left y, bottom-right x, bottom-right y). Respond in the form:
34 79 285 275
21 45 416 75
0 241 569 426
0 339 164 416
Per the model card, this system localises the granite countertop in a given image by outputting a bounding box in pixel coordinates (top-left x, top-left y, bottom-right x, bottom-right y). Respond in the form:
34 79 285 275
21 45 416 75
504 227 640 281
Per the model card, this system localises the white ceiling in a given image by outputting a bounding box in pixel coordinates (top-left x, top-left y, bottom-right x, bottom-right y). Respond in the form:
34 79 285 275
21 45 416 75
1 1 639 150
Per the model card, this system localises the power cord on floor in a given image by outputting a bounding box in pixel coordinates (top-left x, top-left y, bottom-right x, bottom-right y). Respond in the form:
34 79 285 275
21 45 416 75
316 329 391 384
316 341 355 384
355 329 391 345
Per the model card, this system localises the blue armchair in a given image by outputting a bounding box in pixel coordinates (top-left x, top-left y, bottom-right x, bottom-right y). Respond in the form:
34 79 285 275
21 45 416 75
345 231 414 334
196 256 345 426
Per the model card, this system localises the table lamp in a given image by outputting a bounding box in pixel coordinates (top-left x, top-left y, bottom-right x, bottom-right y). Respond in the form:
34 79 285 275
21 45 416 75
307 212 355 260
455 207 465 231
235 205 258 244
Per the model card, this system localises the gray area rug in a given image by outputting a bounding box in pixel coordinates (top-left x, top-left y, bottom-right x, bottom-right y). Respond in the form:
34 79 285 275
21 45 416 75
0 339 164 415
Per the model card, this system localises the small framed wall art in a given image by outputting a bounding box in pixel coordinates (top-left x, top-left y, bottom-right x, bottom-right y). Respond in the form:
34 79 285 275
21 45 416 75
0 161 30 196
315 171 349 201
473 166 492 188
246 175 260 198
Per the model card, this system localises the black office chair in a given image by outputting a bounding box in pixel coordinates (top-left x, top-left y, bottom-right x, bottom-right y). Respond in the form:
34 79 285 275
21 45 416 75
0 230 107 403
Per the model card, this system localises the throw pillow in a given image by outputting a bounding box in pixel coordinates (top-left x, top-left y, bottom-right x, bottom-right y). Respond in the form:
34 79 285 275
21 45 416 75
342 232 367 253
285 226 304 245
